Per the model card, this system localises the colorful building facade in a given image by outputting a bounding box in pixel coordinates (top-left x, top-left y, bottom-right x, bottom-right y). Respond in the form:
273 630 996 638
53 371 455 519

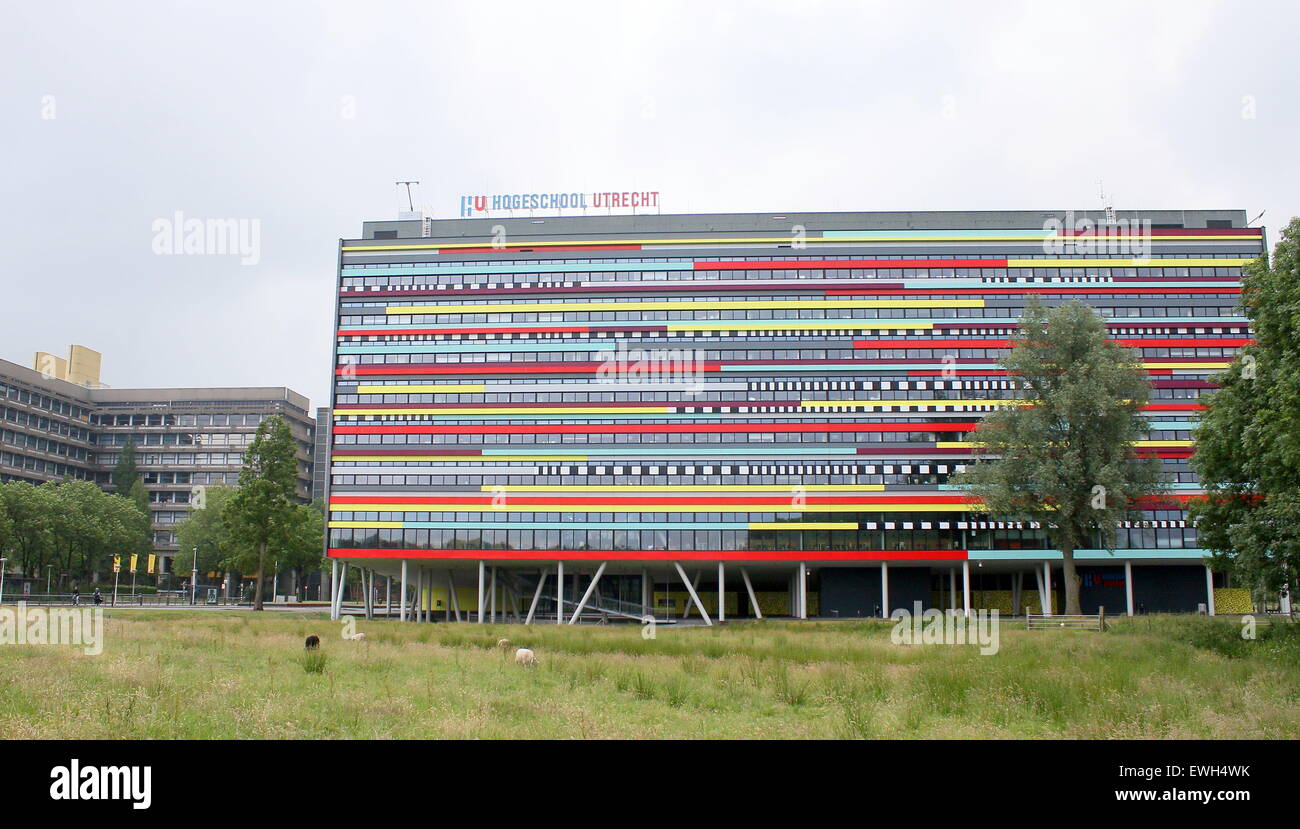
326 210 1263 622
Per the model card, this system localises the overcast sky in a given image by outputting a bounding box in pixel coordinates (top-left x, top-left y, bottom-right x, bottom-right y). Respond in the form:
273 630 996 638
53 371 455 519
4 0 1297 411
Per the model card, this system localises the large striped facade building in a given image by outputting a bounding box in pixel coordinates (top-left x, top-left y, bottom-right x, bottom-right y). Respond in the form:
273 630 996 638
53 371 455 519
326 210 1263 623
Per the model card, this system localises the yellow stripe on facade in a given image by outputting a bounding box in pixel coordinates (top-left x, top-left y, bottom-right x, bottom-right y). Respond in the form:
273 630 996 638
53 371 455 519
329 521 404 529
747 522 859 530
1142 362 1231 369
388 299 984 315
355 384 487 394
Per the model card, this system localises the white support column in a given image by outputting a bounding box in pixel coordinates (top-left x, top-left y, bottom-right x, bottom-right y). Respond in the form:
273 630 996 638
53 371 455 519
641 567 650 617
525 569 548 626
568 562 607 624
740 567 762 620
681 570 703 619
717 562 726 623
962 559 971 618
555 561 564 625
447 570 462 623
400 561 408 622
1205 565 1216 616
330 560 340 620
674 562 712 626
417 567 425 623
1042 561 1052 616
1125 560 1135 616
1034 566 1046 614
363 569 373 620
881 561 890 618
386 575 392 619
336 562 349 619
477 560 486 624
798 562 808 620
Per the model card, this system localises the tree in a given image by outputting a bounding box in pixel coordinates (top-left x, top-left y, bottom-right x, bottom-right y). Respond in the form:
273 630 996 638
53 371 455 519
0 482 51 579
112 440 140 494
224 415 299 610
174 485 243 579
42 481 147 584
1190 218 1300 603
953 298 1164 615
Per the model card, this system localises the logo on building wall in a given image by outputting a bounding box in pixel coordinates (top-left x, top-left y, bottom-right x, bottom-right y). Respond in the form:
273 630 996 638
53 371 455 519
459 191 660 217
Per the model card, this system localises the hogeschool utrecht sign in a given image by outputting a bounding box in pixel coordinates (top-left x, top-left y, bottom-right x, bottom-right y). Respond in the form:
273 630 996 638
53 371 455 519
459 190 660 217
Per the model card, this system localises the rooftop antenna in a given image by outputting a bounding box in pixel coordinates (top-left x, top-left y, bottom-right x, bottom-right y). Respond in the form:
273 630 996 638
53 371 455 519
396 181 419 212
1249 210 1265 226
1099 181 1116 225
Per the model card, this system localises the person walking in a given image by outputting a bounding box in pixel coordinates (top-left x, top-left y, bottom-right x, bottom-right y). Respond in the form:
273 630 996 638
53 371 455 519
71 586 80 606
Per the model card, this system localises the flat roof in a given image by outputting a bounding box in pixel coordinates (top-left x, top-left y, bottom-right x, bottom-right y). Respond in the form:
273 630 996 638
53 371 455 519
357 208 1252 243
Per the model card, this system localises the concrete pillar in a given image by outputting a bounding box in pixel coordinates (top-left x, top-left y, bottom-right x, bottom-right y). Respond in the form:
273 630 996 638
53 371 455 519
962 559 971 618
1124 560 1135 616
641 567 650 617
1205 565 1216 616
790 561 800 621
329 559 339 620
1043 561 1053 616
556 561 564 625
881 561 890 618
477 560 486 624
400 560 408 622
717 562 725 622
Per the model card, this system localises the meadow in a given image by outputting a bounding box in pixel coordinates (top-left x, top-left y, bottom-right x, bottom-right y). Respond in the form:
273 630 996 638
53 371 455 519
0 610 1296 739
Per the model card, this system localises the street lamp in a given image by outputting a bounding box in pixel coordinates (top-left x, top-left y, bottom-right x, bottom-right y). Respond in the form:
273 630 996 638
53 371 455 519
0 558 7 604
191 546 199 606
46 564 53 594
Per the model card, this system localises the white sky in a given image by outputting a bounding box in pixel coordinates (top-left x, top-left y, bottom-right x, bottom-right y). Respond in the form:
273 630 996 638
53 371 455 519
3 0 1296 410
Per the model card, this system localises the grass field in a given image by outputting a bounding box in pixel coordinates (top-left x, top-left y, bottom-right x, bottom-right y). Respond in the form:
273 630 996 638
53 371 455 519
1 610 1297 739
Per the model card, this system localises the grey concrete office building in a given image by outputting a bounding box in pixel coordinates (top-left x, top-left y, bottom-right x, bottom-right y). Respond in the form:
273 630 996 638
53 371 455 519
0 347 315 577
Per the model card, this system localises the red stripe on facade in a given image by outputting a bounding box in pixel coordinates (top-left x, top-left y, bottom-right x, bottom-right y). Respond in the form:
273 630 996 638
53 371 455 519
327 548 971 562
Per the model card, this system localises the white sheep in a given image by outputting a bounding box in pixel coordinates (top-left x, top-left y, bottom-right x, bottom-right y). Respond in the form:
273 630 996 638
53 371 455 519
514 647 537 667
349 632 367 642
496 638 512 651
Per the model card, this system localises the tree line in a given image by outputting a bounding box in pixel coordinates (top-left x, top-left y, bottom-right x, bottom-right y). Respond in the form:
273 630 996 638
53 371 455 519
0 414 324 604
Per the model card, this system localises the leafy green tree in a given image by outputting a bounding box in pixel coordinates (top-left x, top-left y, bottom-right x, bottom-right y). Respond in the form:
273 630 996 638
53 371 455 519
953 298 1164 615
44 481 147 583
0 482 53 580
1191 218 1300 603
174 484 244 579
112 440 140 493
225 415 299 610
